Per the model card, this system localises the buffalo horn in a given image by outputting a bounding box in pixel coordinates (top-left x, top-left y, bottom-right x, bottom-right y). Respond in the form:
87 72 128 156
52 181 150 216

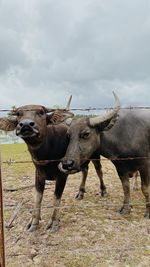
89 92 120 127
45 95 72 113
66 95 72 111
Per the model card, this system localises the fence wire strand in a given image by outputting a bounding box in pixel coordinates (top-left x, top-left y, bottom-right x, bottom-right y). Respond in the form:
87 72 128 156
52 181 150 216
7 245 150 257
1 106 150 112
1 156 150 166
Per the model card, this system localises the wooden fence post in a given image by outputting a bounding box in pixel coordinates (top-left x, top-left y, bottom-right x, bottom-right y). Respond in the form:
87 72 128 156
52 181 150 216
0 154 5 267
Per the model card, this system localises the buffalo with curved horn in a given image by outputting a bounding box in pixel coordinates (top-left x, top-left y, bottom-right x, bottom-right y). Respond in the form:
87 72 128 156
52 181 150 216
60 92 150 219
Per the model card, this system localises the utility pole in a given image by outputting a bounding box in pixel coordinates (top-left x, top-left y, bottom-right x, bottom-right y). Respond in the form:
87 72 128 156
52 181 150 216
0 154 5 267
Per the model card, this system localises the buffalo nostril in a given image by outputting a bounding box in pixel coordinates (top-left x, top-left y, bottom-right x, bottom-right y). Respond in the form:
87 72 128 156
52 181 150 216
62 160 74 170
30 122 35 127
19 120 35 129
67 160 74 167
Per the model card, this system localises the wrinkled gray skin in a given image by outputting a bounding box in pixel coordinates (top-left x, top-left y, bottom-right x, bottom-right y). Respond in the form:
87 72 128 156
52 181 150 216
60 108 150 218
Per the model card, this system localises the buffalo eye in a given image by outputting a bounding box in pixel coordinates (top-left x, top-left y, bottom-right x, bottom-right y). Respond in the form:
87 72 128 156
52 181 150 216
37 109 44 116
16 111 23 117
80 131 90 139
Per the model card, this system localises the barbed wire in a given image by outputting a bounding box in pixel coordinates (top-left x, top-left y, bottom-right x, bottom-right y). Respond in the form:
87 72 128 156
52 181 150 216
1 156 150 166
3 201 149 211
7 245 150 257
71 106 150 111
1 106 150 113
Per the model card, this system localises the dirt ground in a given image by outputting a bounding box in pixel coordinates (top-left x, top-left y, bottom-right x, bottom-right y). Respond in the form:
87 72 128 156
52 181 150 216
1 144 150 267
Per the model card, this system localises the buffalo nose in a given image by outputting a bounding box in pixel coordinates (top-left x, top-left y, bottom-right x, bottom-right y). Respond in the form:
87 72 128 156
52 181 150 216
19 120 35 128
62 160 75 170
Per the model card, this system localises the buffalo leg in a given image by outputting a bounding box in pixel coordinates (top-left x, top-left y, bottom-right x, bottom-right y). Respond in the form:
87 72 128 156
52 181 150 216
139 167 150 218
46 175 67 232
118 174 132 214
75 166 88 200
92 160 107 196
27 173 45 232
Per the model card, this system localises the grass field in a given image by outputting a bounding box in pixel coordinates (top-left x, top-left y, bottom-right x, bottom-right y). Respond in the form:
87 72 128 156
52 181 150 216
0 143 150 267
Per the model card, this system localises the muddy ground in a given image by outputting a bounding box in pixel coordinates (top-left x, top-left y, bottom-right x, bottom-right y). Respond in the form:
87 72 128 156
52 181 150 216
1 144 150 267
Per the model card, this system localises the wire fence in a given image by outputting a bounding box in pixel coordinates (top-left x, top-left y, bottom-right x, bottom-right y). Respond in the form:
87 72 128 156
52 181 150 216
1 155 149 211
1 106 150 113
1 156 150 165
7 245 150 257
1 105 150 266
3 201 150 211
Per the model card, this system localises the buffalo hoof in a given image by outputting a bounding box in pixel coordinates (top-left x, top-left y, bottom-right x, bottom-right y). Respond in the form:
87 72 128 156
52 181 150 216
27 224 39 232
75 193 84 200
101 189 108 197
96 190 108 197
118 205 132 215
46 219 60 233
27 218 39 232
27 222 39 232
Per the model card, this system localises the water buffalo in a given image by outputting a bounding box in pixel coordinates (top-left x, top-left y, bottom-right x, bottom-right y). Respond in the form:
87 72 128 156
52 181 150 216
0 99 106 232
59 93 150 218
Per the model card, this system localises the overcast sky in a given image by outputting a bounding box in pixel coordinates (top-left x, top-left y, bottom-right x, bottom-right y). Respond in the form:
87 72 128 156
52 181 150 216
0 0 150 113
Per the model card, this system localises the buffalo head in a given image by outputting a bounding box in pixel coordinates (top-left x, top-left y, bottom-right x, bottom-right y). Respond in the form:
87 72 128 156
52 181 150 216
0 97 74 145
59 92 120 174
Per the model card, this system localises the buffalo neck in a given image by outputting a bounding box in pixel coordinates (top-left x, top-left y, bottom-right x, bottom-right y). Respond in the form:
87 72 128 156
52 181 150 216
26 125 69 162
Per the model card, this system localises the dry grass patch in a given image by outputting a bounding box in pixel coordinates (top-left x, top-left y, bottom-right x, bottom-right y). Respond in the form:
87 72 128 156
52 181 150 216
0 144 150 267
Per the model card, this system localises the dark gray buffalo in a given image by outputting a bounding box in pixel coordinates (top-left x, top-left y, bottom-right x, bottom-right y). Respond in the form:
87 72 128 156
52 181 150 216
59 94 150 218
0 100 106 232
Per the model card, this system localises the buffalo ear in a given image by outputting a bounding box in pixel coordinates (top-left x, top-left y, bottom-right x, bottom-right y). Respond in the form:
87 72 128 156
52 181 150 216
46 110 74 125
101 114 119 131
0 117 17 131
89 113 119 132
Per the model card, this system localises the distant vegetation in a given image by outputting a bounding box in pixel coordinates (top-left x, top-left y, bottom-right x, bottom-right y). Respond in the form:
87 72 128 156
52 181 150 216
0 130 23 144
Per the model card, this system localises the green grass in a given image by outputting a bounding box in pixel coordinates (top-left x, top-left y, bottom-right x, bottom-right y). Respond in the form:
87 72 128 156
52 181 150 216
0 143 31 161
0 143 35 188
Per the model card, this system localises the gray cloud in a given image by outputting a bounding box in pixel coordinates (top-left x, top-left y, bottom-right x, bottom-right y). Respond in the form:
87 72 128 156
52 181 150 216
0 0 150 112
